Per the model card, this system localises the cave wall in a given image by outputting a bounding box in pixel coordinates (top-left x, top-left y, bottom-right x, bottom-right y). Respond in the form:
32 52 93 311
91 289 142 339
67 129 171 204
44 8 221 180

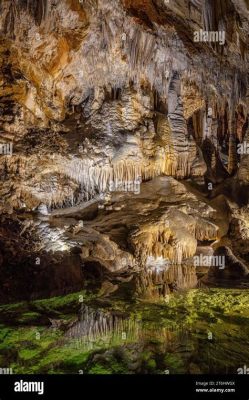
0 0 249 213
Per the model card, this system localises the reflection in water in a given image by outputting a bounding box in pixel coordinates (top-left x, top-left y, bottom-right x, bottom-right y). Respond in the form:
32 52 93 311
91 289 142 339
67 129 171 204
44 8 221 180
136 265 197 299
66 304 140 350
65 304 190 353
1 289 248 373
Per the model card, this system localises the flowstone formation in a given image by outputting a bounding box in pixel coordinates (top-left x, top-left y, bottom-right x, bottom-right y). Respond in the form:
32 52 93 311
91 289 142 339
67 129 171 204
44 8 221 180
0 1 249 312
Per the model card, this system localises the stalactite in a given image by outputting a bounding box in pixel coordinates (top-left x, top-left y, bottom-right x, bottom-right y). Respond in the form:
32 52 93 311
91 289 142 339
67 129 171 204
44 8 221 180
167 71 196 178
58 157 143 200
131 221 197 267
192 109 204 146
1 142 197 211
228 78 238 175
202 0 228 53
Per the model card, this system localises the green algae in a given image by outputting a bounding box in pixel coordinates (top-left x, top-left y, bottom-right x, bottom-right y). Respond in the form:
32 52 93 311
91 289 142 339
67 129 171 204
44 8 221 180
0 288 249 374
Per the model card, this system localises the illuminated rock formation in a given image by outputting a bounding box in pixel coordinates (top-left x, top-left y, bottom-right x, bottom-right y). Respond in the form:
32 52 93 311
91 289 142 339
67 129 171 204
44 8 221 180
0 0 249 301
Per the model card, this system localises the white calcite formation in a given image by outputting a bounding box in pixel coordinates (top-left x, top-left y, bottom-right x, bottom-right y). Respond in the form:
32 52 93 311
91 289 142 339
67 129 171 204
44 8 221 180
0 0 249 212
0 0 249 300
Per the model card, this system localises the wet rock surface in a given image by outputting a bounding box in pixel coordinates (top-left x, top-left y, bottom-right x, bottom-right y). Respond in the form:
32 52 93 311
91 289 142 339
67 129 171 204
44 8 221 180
0 175 236 301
